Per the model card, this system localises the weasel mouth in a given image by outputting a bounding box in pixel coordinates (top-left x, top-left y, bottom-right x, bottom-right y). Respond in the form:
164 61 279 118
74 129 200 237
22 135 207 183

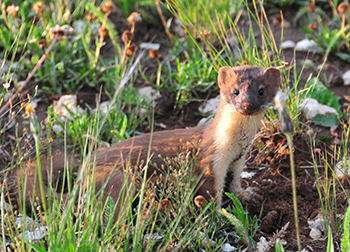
239 102 257 115
239 109 256 115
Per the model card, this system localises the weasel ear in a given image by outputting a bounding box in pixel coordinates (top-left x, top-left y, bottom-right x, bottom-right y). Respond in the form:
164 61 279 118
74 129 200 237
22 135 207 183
263 67 280 82
218 66 237 87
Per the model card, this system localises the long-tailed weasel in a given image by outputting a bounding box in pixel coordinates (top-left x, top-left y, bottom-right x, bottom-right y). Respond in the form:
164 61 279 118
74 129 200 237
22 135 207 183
14 65 280 219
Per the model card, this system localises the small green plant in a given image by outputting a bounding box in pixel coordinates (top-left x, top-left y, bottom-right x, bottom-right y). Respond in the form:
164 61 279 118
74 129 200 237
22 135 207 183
220 193 261 251
327 226 335 252
293 0 329 26
275 239 286 252
341 204 350 251
297 1 350 61
162 46 217 110
310 126 350 242
0 0 135 96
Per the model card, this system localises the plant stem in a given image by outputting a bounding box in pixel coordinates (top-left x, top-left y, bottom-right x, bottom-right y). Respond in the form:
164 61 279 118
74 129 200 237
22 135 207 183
31 114 47 214
285 132 301 251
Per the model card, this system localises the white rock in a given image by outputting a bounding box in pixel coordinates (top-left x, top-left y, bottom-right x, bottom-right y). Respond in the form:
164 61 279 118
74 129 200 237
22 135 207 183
15 215 36 229
222 243 236 251
309 228 322 239
155 122 167 129
29 99 40 110
197 117 213 126
335 158 350 180
308 213 325 232
52 94 84 121
303 59 315 69
0 200 12 212
256 236 269 252
316 63 329 71
18 226 48 241
98 100 112 115
138 86 161 101
281 40 295 49
301 98 338 120
52 124 63 133
139 42 160 51
2 82 10 89
342 70 350 86
138 107 147 118
241 171 256 179
295 39 321 53
198 95 220 114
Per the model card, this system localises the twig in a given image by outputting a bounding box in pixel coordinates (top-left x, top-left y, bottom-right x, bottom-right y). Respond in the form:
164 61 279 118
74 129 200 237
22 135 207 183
0 35 59 116
155 0 173 40
285 132 301 251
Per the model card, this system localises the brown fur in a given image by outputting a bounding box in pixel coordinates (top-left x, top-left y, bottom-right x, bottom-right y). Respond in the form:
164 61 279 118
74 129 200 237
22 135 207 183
13 65 281 220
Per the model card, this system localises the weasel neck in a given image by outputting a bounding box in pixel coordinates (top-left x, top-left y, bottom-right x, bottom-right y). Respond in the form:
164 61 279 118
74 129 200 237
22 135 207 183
202 100 266 196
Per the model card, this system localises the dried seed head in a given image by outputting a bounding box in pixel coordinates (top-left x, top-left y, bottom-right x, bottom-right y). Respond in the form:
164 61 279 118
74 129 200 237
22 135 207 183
148 49 159 59
6 4 20 17
24 104 35 118
49 24 74 39
98 26 108 38
194 195 207 208
32 1 46 16
121 30 133 44
337 2 350 14
272 14 282 26
200 30 211 38
38 38 47 49
125 45 136 57
308 22 318 31
101 1 117 15
127 12 142 25
86 11 95 21
306 3 316 12
160 199 171 211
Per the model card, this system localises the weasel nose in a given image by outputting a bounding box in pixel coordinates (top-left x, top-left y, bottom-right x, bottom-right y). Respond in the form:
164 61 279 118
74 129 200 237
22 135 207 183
241 101 254 113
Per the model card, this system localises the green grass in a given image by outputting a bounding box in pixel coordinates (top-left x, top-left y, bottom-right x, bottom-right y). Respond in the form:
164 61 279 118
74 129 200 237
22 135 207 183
1 0 350 251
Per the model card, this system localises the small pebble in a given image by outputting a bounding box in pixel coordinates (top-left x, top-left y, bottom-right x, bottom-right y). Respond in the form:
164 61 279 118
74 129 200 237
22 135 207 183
280 40 295 49
222 243 236 252
198 95 220 114
295 39 321 52
138 86 161 101
301 98 338 120
309 228 322 239
342 70 350 86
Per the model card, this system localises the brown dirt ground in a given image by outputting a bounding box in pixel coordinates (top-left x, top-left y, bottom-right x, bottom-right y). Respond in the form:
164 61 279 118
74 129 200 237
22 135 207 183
2 5 350 252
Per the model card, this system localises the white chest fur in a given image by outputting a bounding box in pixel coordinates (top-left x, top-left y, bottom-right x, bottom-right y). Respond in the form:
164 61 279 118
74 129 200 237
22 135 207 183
210 104 265 203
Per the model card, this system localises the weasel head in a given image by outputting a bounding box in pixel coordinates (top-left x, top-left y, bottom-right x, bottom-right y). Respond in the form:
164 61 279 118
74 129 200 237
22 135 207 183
218 65 281 115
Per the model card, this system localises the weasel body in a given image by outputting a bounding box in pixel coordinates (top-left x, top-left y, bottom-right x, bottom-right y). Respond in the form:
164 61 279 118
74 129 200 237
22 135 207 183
15 65 280 218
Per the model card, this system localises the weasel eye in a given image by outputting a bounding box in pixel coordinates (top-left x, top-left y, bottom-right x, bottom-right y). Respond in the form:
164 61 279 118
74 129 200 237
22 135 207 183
258 89 264 96
234 89 239 96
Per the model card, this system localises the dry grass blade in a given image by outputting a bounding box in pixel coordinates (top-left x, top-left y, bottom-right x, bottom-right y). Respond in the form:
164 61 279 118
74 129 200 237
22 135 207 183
0 35 59 116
